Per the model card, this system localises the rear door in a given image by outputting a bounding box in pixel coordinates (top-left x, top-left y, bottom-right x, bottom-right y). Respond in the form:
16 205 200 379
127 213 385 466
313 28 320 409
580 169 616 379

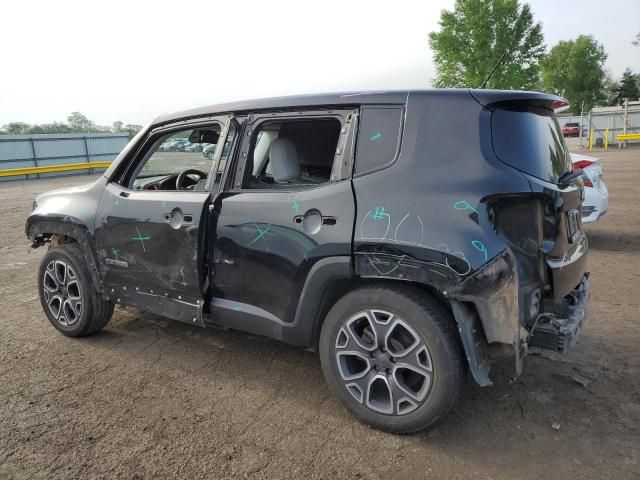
209 109 358 324
95 116 231 325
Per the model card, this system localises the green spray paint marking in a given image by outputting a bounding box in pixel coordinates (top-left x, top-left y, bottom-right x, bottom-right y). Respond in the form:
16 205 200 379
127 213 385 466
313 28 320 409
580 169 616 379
471 240 488 262
453 200 478 214
370 132 382 141
179 266 187 286
249 224 271 246
233 306 242 311
371 206 387 221
292 201 301 212
131 227 151 252
112 247 127 262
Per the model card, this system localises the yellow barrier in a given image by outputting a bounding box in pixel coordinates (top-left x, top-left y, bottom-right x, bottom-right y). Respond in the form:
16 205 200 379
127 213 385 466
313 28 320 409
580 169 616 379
0 161 112 178
604 128 609 149
589 129 594 150
616 133 640 141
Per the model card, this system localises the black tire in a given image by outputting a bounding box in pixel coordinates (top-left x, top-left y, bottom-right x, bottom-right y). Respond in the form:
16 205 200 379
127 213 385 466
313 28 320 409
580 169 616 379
38 244 114 337
319 284 466 433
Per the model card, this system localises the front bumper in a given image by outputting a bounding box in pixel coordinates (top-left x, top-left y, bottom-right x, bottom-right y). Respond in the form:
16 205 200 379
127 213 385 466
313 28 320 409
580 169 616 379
528 274 590 353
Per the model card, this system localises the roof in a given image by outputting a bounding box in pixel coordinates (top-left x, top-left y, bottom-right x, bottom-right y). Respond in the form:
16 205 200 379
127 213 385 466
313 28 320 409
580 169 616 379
153 90 411 125
152 89 562 126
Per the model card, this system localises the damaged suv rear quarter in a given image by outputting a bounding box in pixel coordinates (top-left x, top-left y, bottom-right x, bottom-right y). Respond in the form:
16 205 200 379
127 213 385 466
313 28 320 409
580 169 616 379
353 89 589 386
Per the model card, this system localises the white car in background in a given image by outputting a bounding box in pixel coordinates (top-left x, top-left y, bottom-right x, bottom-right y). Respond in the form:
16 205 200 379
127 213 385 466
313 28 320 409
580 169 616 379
570 153 608 223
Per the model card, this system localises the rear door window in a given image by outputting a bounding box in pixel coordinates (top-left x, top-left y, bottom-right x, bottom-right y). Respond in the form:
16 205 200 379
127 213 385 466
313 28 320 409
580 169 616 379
492 105 570 183
354 106 403 175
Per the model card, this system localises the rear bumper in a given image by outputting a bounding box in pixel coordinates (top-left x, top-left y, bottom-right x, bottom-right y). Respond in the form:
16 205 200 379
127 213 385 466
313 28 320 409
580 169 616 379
528 273 590 353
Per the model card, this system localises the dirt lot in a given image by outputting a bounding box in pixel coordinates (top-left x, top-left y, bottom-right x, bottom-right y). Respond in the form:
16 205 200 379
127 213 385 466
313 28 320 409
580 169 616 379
1 147 639 479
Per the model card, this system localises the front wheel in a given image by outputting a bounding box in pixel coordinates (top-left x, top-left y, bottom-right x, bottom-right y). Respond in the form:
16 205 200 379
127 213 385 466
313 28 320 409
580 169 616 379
319 285 466 433
38 244 113 337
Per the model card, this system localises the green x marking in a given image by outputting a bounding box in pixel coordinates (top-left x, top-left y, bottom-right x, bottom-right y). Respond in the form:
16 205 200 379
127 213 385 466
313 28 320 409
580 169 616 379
131 227 151 252
248 224 271 246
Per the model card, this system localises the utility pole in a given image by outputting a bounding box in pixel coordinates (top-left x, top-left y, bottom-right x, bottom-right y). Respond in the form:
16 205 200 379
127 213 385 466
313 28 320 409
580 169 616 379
622 97 629 149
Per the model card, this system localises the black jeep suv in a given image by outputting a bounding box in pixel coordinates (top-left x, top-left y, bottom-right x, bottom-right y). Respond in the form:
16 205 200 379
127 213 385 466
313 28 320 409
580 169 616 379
26 90 590 433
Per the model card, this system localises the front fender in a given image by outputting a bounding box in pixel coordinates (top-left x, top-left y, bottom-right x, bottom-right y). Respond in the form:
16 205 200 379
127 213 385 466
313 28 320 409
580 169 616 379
27 220 104 293
25 177 108 292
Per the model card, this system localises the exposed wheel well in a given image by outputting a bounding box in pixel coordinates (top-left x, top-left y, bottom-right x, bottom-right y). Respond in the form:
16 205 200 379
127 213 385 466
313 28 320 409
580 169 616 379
311 276 496 387
311 277 454 349
28 225 103 294
50 233 79 247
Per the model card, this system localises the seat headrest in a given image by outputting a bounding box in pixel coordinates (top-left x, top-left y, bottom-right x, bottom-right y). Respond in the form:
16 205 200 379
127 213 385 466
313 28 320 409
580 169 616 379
269 138 300 183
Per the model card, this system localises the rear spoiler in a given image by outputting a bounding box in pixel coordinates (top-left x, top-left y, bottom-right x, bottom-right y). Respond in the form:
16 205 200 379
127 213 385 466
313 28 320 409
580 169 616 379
469 89 569 112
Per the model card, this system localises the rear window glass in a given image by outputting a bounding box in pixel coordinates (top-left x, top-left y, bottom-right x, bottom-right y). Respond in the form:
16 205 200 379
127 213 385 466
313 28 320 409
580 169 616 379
355 106 403 175
492 106 570 183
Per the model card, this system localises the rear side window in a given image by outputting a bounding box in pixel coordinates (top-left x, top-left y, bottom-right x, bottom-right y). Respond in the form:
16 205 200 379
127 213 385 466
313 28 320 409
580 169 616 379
355 106 403 175
492 105 570 183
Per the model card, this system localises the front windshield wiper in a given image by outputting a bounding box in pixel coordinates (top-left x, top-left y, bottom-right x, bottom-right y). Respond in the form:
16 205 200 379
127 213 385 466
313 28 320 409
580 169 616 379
558 168 583 187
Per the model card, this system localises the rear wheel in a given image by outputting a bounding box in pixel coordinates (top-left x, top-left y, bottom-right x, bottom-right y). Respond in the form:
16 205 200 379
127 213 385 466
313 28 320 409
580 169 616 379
38 244 113 337
319 285 466 433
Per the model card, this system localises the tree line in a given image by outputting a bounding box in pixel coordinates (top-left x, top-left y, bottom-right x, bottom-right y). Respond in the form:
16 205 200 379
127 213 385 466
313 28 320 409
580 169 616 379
0 112 142 138
429 0 640 114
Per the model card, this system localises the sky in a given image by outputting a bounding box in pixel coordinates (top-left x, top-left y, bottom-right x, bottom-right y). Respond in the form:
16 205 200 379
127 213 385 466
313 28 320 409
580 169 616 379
1 0 638 126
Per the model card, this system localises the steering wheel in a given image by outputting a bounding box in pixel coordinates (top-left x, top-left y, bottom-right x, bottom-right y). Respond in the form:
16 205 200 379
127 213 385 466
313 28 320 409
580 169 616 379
176 168 208 191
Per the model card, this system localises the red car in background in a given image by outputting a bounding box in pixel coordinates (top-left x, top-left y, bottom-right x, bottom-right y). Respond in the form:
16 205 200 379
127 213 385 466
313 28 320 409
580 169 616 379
562 122 581 137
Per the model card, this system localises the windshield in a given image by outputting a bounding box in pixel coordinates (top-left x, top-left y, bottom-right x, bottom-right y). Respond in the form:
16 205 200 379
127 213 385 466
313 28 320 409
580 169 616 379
492 105 570 183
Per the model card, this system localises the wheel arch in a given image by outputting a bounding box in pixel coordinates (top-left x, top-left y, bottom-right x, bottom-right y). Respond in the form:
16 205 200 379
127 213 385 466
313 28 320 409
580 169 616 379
27 220 103 293
306 274 494 387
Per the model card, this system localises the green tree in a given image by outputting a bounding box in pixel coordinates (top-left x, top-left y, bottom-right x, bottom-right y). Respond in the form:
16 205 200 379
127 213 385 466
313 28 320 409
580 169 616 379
112 120 123 132
541 35 607 114
122 124 143 139
27 122 73 134
3 122 31 134
67 111 96 132
600 71 619 106
428 0 545 89
632 32 640 47
614 68 640 103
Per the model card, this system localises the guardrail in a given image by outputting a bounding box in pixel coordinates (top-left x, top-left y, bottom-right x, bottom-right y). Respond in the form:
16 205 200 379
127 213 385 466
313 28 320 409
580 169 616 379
615 133 640 141
0 161 112 177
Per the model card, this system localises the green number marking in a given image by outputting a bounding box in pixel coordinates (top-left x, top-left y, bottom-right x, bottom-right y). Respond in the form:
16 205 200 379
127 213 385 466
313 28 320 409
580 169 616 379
453 200 479 214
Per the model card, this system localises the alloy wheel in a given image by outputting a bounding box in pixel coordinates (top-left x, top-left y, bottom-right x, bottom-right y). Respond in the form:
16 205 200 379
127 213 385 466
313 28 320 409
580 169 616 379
334 309 433 415
42 259 83 327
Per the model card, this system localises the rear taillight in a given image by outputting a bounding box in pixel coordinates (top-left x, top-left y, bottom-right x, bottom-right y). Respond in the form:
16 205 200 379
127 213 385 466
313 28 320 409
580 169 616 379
572 159 594 170
553 99 571 113
571 160 594 187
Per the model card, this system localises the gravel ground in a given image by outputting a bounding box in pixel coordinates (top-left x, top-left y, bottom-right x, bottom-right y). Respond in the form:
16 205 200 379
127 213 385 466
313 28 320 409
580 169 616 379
1 146 639 479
